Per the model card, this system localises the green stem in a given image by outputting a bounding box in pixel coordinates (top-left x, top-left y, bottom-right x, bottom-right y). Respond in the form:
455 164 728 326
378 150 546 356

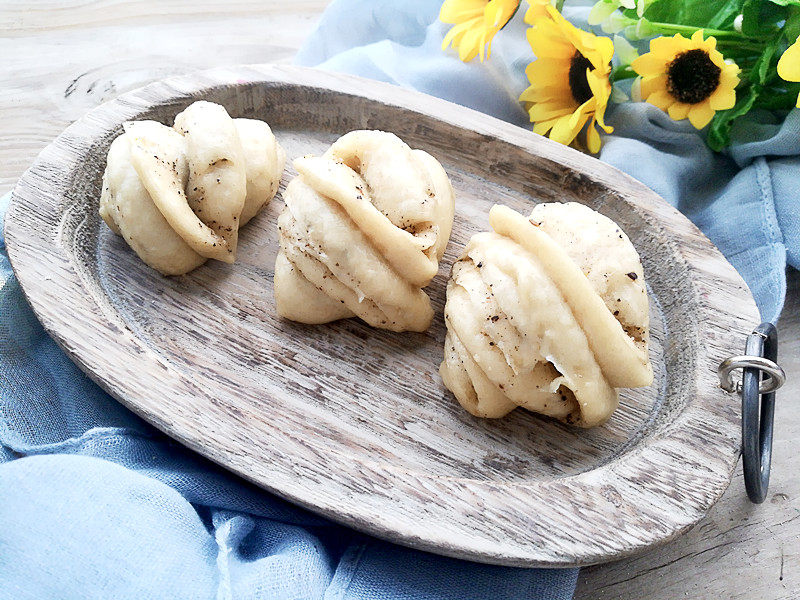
646 21 754 41
555 0 565 11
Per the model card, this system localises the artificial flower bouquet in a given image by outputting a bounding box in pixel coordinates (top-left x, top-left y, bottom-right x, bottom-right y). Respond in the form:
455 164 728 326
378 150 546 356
440 0 800 152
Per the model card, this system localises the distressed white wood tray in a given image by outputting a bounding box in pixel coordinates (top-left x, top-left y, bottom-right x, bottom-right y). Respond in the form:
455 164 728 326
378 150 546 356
3 65 760 567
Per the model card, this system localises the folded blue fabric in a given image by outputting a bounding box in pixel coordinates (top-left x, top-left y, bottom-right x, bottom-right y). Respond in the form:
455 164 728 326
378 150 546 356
296 0 799 324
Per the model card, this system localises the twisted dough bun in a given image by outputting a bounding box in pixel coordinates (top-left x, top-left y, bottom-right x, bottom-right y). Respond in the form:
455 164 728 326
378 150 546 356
440 203 653 428
275 130 455 332
99 101 285 275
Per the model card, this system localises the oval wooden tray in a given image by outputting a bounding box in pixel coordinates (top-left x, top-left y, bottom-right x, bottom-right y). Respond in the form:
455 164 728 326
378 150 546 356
4 65 759 568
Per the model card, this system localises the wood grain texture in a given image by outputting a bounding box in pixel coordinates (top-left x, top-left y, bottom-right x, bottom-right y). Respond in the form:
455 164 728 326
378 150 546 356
4 64 760 567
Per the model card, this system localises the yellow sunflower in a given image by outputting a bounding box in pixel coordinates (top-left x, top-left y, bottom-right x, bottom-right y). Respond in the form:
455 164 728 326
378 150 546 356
631 30 740 129
777 35 800 108
519 5 614 153
440 0 520 62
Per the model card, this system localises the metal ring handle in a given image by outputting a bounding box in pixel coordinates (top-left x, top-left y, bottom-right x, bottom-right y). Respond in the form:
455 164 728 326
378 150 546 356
717 323 782 504
718 355 785 394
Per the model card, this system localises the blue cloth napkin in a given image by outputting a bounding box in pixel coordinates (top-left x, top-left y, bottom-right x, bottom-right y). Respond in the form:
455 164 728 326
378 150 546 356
2 2 798 599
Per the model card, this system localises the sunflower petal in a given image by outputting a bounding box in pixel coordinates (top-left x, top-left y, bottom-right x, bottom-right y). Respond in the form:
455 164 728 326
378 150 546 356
550 112 586 145
528 28 575 58
667 102 690 120
533 116 562 135
587 75 612 131
459 26 485 61
484 0 520 29
526 57 571 82
631 52 668 77
595 35 615 66
708 85 736 111
442 22 465 50
441 1 523 62
639 73 667 99
649 35 684 58
586 120 602 154
647 90 674 111
527 101 576 121
587 70 611 107
688 102 715 129
707 48 728 70
521 82 574 100
719 69 741 89
568 100 591 128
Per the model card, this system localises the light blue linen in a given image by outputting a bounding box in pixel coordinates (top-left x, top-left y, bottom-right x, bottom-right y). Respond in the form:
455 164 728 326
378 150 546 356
296 0 799 323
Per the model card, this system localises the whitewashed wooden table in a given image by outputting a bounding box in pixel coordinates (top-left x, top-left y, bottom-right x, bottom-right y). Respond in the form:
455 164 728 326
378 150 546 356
1 2 796 598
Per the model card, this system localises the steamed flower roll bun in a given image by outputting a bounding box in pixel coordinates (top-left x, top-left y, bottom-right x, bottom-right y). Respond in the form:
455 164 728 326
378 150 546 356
99 100 286 275
440 202 653 428
274 130 455 332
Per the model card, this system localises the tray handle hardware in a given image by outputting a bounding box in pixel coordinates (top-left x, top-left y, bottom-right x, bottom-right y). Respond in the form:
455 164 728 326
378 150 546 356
717 323 785 504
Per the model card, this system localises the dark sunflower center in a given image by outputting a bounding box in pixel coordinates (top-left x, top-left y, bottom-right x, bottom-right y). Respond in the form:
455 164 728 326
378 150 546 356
568 51 594 105
667 49 721 104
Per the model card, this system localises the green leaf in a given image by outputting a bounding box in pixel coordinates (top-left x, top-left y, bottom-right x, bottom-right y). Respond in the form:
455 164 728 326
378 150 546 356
707 84 760 151
750 36 781 84
785 7 800 40
763 0 800 6
754 83 800 109
707 0 748 29
741 0 788 36
643 0 742 26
